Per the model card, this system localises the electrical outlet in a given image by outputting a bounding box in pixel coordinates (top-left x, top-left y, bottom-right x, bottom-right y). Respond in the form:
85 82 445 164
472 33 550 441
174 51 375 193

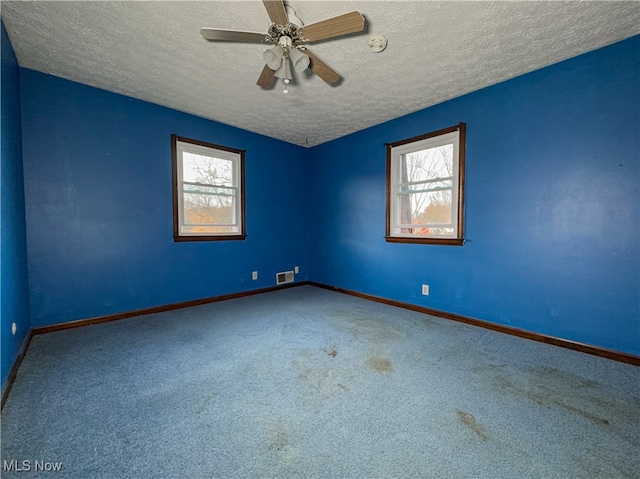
252 271 258 280
294 266 299 274
421 284 430 296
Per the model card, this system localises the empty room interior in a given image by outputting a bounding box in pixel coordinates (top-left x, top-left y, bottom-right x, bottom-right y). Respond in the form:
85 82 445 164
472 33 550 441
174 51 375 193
1 1 639 478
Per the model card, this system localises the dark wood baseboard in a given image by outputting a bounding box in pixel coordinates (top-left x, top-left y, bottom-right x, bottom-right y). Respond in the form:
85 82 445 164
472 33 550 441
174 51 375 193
309 282 640 367
1 281 309 409
32 281 310 335
1 329 34 410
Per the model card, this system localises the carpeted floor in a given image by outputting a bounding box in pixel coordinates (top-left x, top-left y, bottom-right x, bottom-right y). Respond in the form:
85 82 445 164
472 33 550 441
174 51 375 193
1 285 638 478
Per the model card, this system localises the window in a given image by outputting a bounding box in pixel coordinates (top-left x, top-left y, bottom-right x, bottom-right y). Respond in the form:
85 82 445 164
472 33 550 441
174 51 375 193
385 123 465 245
172 135 246 241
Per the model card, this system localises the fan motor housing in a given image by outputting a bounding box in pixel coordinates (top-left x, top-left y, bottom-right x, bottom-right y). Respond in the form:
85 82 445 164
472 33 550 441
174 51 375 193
268 22 306 46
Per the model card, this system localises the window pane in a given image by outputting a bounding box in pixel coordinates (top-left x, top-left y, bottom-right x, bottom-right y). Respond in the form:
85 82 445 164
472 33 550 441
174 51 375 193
183 152 233 186
401 144 453 183
183 193 235 226
403 227 455 237
397 189 452 227
181 225 239 235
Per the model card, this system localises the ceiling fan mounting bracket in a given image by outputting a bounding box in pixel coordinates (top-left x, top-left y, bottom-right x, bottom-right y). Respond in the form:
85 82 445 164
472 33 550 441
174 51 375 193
267 22 308 48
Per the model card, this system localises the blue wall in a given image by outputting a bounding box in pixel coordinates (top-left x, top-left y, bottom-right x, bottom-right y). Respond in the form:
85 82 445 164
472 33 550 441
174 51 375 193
20 70 309 327
308 36 640 356
1 21 30 386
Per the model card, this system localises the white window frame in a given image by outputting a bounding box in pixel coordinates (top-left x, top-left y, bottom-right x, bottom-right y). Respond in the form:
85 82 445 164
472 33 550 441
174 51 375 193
385 123 466 245
172 135 246 241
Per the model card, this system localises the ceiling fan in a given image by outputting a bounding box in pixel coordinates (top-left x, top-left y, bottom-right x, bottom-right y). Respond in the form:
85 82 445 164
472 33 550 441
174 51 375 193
200 0 366 92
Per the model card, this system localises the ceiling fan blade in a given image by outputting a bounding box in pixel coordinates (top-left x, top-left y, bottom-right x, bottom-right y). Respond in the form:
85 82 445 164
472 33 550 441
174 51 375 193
200 28 267 43
262 0 288 26
301 12 365 42
257 64 276 87
304 49 340 85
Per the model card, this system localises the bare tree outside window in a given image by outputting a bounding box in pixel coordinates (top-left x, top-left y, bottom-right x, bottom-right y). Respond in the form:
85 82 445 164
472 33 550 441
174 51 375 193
399 144 454 236
182 153 235 233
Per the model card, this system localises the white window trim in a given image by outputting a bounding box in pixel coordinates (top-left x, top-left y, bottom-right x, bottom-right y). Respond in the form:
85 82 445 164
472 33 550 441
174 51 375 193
385 123 466 245
172 135 246 241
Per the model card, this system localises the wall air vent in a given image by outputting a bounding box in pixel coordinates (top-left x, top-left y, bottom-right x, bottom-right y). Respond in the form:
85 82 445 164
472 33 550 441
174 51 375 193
276 271 294 285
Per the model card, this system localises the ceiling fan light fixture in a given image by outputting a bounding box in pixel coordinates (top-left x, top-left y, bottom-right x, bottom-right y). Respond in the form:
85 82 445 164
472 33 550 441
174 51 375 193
263 45 284 70
275 57 292 80
289 47 310 73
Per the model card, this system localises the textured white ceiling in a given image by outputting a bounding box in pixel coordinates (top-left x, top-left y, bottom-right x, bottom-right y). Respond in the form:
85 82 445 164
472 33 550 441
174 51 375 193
2 1 639 147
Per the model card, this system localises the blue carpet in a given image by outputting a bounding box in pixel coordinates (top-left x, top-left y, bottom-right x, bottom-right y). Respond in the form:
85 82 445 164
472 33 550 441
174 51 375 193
1 285 638 478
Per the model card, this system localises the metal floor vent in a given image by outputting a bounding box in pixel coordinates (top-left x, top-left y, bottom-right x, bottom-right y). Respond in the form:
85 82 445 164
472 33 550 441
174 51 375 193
276 271 294 285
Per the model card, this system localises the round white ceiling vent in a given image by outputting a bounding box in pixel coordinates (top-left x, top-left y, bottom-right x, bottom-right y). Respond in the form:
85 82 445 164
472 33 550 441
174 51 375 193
368 34 387 53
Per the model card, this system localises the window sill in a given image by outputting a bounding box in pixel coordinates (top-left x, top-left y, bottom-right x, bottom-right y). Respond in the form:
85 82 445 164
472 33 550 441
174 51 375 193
174 234 247 242
384 236 464 246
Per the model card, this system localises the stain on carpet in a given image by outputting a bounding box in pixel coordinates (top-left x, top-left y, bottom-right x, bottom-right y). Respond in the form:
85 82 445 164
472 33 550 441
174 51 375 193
558 400 610 427
268 431 290 452
366 356 393 373
281 320 298 334
292 360 319 381
326 309 407 344
292 359 349 398
266 424 299 466
496 375 611 427
457 410 489 442
536 366 600 390
196 393 216 414
324 346 338 358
